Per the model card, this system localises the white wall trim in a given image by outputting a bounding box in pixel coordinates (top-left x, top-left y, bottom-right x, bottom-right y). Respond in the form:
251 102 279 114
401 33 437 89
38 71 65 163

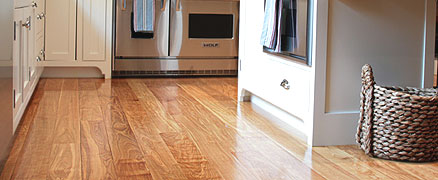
423 0 436 88
311 0 330 146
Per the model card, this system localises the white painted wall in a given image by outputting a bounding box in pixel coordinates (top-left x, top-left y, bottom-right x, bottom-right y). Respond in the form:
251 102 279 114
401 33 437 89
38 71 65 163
326 0 429 113
312 0 436 146
0 0 13 62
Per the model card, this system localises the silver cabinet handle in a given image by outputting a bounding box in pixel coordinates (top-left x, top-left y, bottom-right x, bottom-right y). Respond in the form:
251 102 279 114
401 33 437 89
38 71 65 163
161 0 167 11
36 13 45 20
31 1 37 8
22 20 30 29
176 0 181 11
280 79 290 90
36 56 42 62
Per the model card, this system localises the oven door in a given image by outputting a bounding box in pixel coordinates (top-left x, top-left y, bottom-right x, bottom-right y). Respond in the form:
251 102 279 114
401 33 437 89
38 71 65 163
169 0 239 58
115 0 169 58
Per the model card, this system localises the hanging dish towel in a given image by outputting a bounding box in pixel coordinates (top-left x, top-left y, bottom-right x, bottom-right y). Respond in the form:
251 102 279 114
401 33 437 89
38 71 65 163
260 0 279 50
133 0 155 33
261 0 299 53
273 0 283 52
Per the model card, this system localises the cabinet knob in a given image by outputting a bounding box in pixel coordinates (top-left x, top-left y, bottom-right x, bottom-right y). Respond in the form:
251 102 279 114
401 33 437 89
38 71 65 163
22 20 30 29
36 13 45 20
280 79 290 90
31 1 37 8
36 56 42 62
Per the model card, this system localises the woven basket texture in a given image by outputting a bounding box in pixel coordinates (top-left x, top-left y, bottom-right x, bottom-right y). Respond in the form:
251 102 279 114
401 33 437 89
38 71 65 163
356 64 438 162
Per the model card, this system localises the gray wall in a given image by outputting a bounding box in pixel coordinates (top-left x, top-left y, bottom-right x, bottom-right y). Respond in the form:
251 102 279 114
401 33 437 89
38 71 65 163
326 0 431 113
312 0 436 146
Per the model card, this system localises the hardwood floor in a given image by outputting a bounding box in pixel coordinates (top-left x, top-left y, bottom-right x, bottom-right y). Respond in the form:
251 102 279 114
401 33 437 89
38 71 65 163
1 78 437 179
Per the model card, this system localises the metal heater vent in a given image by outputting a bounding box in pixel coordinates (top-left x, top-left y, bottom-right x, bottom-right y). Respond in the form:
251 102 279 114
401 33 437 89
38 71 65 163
113 69 238 77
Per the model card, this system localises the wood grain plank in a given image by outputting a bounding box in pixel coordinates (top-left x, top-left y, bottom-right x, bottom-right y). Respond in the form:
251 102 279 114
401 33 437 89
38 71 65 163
117 99 188 180
52 79 79 144
48 143 81 180
96 80 152 179
79 79 104 122
0 79 46 180
79 79 117 180
81 120 117 180
127 79 183 133
338 145 438 180
11 79 63 179
145 80 264 180
112 81 188 180
48 79 81 180
160 132 223 180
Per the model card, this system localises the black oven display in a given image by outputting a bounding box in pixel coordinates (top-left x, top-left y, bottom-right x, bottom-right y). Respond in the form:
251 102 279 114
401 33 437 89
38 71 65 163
189 14 234 39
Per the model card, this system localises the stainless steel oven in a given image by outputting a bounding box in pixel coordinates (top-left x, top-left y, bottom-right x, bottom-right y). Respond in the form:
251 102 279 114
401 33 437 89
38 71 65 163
114 0 239 76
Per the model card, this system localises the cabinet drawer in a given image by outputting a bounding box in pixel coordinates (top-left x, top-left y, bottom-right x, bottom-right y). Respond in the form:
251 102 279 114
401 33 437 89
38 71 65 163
252 59 311 119
15 0 33 8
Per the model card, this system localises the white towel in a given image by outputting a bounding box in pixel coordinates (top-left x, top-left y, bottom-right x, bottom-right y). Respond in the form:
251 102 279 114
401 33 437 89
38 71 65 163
260 0 279 49
133 0 155 33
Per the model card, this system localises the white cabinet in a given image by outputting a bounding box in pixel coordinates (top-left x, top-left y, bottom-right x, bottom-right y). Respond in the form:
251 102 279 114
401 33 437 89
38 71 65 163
13 8 25 116
238 0 313 144
43 0 112 78
13 2 43 131
33 0 45 73
22 7 33 100
14 0 32 8
45 0 76 61
78 0 107 61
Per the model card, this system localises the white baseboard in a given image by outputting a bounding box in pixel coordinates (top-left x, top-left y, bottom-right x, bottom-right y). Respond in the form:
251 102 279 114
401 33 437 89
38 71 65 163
41 67 104 78
249 95 308 143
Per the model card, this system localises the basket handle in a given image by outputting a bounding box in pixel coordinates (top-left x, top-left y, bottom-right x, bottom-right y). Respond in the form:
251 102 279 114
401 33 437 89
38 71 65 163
361 64 375 88
356 64 375 155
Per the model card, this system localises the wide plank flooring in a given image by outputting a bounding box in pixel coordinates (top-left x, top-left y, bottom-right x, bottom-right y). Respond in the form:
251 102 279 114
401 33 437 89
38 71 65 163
1 78 438 180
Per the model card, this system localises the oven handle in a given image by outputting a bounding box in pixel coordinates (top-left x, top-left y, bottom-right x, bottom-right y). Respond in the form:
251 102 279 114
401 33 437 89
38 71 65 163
121 0 127 11
176 0 181 11
161 0 167 11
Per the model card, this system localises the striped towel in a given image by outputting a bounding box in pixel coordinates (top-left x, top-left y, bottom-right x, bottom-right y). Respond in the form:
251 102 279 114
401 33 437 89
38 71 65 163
260 0 284 52
260 0 278 49
133 0 155 33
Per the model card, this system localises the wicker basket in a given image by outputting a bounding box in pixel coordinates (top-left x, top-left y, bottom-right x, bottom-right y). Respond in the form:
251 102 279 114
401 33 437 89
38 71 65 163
356 64 438 162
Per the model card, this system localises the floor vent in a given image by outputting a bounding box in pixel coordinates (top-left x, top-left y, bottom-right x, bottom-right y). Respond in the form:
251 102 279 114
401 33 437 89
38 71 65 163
113 70 238 77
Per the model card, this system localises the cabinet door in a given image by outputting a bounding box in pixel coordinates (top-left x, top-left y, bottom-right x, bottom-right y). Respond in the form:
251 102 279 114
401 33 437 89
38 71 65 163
13 9 24 114
45 0 76 61
77 0 106 61
34 0 45 72
34 0 45 41
22 8 33 101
